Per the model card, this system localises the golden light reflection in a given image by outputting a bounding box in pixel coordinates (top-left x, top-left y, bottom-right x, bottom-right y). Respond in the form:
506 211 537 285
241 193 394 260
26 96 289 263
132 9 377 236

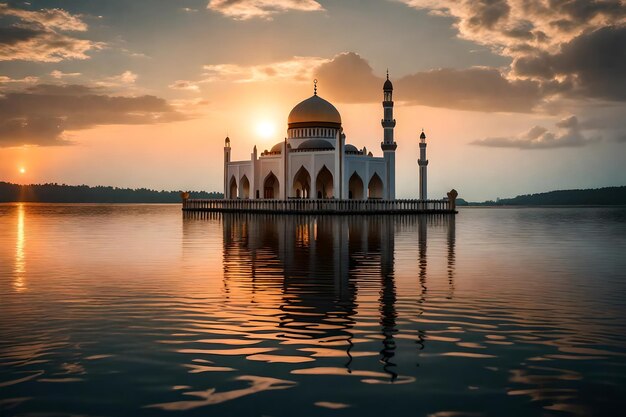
295 223 310 247
14 203 27 292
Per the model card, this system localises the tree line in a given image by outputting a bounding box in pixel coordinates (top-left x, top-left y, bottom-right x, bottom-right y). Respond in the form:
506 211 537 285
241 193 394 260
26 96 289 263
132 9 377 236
458 186 626 206
0 182 222 203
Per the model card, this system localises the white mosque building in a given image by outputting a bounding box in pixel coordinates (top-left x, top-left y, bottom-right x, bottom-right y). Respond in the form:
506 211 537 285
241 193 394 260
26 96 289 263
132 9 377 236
223 75 429 201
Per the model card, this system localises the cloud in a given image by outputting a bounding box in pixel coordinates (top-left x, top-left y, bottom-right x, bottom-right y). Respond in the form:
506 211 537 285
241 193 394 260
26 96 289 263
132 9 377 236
513 25 626 101
92 71 139 89
313 52 381 102
400 1 625 54
50 70 81 79
314 52 542 112
0 3 102 62
0 3 87 31
396 67 542 112
0 75 39 88
0 84 184 147
399 1 626 102
198 52 542 111
207 0 323 20
202 56 328 82
472 115 601 149
169 80 200 91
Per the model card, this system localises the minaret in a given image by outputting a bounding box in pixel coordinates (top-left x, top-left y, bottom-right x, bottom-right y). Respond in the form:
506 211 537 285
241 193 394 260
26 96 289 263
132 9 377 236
381 70 397 199
418 130 428 200
223 136 231 198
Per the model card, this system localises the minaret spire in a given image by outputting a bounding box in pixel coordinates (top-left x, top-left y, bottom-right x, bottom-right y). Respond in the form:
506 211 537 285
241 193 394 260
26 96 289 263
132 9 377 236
418 129 428 200
313 79 317 96
381 71 397 199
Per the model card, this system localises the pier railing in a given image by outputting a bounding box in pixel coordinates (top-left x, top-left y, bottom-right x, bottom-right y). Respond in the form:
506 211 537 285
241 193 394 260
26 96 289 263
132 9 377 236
182 198 456 214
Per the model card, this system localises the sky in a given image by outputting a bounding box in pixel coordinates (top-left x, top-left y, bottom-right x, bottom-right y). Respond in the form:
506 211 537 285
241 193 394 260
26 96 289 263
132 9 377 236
0 0 625 200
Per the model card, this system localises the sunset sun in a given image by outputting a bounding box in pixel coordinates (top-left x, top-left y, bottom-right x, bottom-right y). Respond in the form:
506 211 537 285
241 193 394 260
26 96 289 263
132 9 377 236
256 121 276 139
19 167 26 174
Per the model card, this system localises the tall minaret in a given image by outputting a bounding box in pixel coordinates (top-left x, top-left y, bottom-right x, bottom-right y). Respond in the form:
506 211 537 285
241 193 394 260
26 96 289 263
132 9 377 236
223 136 231 197
418 130 428 200
381 70 397 199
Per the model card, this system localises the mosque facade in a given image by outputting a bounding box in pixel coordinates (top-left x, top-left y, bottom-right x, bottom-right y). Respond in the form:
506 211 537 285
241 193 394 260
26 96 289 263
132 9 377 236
223 75 428 201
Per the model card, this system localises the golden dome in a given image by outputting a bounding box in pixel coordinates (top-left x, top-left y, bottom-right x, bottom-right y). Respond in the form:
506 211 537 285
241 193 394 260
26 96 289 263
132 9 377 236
287 94 342 128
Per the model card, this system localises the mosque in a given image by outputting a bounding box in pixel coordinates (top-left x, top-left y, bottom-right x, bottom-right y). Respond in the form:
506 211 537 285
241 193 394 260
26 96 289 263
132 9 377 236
223 75 430 201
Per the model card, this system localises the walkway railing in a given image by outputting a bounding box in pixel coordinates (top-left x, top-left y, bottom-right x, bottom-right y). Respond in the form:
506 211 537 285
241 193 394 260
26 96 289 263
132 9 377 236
182 198 456 214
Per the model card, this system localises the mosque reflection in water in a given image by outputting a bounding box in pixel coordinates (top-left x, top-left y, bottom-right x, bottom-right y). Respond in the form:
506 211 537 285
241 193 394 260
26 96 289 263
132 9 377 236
184 212 455 378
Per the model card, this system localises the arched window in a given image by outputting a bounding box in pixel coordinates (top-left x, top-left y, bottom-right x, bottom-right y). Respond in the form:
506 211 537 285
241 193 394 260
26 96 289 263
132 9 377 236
349 172 364 200
368 173 383 199
315 166 334 199
263 172 279 199
292 166 311 199
240 175 250 199
229 176 237 199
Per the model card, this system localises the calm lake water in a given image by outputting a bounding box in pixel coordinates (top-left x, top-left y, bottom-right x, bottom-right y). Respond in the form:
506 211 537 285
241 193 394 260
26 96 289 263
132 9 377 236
1 204 626 417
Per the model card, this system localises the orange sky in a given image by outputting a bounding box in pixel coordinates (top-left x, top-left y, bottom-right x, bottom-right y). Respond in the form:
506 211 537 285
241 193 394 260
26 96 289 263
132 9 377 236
1 1 624 200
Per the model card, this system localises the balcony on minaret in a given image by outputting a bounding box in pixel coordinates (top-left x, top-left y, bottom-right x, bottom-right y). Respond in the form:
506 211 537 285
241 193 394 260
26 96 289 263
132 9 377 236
381 141 397 151
381 118 396 128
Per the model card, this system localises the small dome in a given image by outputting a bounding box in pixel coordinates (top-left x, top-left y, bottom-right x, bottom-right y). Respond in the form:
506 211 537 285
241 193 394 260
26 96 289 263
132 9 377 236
270 142 282 153
288 95 341 128
297 139 334 151
420 131 426 139
344 144 359 154
383 78 393 91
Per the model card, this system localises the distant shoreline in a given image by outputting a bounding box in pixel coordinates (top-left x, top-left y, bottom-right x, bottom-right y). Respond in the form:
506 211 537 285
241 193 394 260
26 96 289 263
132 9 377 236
457 186 626 207
459 204 626 208
0 181 223 204
1 182 624 206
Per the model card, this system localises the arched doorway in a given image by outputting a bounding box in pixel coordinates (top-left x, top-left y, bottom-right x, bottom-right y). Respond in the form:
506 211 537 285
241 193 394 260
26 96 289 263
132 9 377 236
229 176 238 199
240 175 250 199
316 166 333 199
263 172 279 199
349 172 364 199
368 173 383 199
292 166 311 198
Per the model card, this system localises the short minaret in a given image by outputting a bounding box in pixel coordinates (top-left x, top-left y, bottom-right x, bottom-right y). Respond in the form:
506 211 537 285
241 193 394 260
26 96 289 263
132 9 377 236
223 136 231 198
418 130 428 200
380 70 397 199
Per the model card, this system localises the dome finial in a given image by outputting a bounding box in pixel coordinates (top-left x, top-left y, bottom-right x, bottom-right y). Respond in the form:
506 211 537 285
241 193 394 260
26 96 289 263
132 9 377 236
386 68 389 80
313 79 318 95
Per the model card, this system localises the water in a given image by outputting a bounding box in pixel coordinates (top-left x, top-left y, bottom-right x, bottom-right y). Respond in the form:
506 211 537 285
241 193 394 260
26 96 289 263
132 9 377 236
1 204 626 417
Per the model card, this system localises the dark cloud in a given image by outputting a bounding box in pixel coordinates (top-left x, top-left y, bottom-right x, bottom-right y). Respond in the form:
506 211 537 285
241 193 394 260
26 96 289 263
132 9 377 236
514 25 626 101
550 0 626 23
402 1 626 104
314 53 542 112
0 84 184 147
472 115 602 149
0 26 40 44
466 0 511 29
396 67 541 112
